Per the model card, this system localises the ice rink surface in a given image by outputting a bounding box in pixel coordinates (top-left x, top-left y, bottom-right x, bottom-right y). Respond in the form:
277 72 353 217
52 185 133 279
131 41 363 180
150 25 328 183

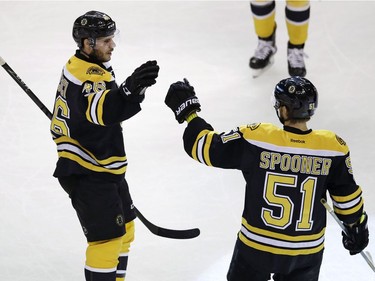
1 1 375 280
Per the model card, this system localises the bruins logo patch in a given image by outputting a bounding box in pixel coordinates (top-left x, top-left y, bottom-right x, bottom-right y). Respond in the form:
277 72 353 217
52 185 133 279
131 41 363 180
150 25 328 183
288 85 296 94
335 135 346 146
86 66 105 76
116 214 124 226
247 123 260 131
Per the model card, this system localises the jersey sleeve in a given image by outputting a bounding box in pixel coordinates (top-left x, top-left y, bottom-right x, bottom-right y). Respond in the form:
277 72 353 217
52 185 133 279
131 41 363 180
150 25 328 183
327 148 364 224
183 117 248 169
84 87 141 126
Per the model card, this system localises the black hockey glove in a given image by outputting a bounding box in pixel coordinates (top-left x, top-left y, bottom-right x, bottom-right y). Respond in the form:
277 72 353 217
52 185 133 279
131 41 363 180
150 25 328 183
165 78 201 123
120 60 159 103
342 212 369 255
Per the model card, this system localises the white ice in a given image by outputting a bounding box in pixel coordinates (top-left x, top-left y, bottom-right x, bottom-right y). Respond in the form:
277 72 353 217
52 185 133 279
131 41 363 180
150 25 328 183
1 1 375 281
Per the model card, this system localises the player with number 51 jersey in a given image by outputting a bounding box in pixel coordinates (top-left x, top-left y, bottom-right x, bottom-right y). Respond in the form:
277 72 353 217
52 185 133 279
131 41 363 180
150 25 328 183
165 76 369 280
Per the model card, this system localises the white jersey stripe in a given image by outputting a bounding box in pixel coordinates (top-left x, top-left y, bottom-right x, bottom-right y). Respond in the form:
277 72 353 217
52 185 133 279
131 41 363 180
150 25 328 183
241 226 324 249
63 66 83 86
57 143 127 169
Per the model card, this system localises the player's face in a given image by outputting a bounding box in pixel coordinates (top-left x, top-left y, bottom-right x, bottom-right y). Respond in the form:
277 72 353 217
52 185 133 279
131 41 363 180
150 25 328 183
93 35 116 62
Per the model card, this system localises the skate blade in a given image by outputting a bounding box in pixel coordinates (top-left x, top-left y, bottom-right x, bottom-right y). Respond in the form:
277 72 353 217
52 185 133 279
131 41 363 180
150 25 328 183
251 56 275 78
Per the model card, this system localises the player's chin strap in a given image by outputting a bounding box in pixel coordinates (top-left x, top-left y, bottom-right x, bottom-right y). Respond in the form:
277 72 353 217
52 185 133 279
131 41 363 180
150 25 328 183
0 55 200 240
275 108 287 125
273 98 288 125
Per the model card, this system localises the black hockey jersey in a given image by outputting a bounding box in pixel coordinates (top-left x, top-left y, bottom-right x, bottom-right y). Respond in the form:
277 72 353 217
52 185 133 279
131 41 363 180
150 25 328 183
50 51 141 181
183 117 364 273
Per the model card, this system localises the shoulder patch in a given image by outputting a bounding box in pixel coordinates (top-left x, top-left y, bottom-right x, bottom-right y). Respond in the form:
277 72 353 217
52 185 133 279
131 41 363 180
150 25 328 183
247 123 261 131
86 66 105 76
221 128 241 143
335 135 347 146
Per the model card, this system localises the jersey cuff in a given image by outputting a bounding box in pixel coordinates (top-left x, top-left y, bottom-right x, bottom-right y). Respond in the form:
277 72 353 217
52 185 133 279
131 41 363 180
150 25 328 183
186 112 198 123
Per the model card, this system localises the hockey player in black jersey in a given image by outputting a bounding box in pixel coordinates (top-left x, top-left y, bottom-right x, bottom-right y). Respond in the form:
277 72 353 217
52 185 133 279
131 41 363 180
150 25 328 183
50 11 159 281
165 77 369 281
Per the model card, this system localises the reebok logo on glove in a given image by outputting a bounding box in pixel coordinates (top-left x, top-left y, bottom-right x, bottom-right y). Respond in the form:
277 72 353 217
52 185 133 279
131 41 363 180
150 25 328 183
176 97 200 115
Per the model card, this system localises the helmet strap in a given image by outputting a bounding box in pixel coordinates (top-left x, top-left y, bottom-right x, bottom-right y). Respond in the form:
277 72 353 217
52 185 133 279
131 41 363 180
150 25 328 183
275 108 285 124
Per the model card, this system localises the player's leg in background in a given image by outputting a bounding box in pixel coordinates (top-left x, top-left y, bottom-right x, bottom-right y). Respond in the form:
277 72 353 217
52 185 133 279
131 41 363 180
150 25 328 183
249 0 277 77
285 0 310 77
251 0 276 39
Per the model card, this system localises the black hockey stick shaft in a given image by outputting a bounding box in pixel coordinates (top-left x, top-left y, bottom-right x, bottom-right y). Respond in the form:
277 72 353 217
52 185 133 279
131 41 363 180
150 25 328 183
0 56 200 239
0 56 52 120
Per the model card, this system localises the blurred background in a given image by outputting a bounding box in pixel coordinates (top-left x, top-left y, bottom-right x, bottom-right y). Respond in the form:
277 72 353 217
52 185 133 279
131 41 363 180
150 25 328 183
1 1 374 280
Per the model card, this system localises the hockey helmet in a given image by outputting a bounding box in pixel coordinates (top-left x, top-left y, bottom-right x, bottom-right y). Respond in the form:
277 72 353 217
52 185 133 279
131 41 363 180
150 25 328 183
73 11 116 48
273 76 318 119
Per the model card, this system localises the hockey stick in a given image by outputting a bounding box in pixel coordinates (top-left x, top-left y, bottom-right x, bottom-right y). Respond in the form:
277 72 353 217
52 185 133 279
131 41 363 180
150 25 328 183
320 198 375 272
0 55 200 239
0 57 52 119
134 207 200 239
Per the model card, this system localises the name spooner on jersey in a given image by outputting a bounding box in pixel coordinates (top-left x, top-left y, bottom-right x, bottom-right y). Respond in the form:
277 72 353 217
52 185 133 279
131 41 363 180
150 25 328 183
259 151 332 176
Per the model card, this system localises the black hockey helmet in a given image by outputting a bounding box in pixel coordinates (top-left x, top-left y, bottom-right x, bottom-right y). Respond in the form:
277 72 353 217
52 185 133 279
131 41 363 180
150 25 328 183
73 11 116 48
273 76 318 120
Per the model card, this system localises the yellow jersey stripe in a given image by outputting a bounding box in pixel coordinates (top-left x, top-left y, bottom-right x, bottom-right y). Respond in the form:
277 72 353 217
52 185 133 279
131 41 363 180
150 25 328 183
58 151 126 174
203 132 215 166
239 232 324 256
97 90 110 125
242 218 325 242
66 56 114 84
54 136 126 165
240 123 349 155
331 186 362 202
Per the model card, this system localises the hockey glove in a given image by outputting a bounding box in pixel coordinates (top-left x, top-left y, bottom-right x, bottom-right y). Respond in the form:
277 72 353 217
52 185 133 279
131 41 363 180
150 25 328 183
165 78 201 123
342 212 369 255
120 60 159 103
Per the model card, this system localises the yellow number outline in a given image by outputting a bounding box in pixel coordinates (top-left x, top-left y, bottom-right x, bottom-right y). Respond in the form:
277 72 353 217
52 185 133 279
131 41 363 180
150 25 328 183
50 76 70 136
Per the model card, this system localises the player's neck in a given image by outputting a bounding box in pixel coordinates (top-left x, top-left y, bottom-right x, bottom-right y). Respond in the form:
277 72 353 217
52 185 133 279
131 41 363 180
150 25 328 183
284 121 308 132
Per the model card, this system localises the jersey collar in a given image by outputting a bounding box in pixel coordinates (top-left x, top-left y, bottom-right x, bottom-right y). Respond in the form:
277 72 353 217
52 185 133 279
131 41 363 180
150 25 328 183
283 126 312 135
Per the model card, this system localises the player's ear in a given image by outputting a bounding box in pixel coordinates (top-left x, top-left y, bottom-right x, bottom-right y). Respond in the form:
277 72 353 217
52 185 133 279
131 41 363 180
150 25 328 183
82 38 93 52
280 106 289 119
